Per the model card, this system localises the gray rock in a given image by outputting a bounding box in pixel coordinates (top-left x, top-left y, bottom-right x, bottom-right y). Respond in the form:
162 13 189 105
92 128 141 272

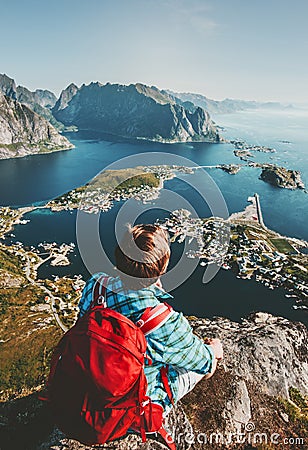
221 378 251 434
280 412 289 423
0 91 73 160
52 82 221 143
0 74 63 130
37 405 192 450
0 73 17 100
16 85 57 109
34 89 57 109
190 313 308 399
53 83 79 112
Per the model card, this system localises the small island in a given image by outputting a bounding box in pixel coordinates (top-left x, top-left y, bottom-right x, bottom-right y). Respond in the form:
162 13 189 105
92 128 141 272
228 139 305 191
259 166 305 190
220 164 242 174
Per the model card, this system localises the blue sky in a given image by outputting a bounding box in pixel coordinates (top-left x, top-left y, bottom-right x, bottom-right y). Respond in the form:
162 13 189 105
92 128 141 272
1 0 307 102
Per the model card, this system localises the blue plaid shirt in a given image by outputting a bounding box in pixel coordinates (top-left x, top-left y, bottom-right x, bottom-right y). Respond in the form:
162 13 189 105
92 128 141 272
78 272 214 410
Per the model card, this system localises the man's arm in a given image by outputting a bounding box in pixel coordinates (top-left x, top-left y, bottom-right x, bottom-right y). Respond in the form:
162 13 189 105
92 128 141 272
149 312 222 376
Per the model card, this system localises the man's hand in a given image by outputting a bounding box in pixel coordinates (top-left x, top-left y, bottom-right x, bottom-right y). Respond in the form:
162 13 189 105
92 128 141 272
203 338 223 379
206 338 223 361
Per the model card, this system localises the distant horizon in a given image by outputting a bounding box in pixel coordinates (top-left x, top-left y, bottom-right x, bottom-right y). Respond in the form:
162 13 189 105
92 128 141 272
2 71 306 108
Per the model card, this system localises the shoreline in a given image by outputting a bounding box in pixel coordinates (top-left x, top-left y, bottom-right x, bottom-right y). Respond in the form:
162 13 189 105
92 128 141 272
0 162 307 311
0 143 75 161
2 163 308 246
158 199 308 306
1 186 307 305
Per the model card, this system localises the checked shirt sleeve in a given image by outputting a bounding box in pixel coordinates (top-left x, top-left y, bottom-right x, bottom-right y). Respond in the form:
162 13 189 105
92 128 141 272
78 276 96 317
160 312 214 374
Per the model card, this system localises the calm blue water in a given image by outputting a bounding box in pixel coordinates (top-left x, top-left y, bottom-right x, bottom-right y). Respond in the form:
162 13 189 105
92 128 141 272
1 110 307 325
212 108 308 185
0 130 234 207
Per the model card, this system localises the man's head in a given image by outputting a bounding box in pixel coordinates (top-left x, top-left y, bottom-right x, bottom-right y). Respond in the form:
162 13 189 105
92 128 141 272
115 224 170 289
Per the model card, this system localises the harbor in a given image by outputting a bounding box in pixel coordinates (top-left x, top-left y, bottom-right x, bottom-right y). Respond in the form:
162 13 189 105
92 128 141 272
158 195 308 308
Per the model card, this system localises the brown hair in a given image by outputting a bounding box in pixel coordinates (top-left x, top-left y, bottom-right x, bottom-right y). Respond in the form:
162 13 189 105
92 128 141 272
115 224 170 289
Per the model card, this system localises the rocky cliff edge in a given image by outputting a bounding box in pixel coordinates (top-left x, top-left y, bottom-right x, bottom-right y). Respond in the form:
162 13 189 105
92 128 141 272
1 313 307 449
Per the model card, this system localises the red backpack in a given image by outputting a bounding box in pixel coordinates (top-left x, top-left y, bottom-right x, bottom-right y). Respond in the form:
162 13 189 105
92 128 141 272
40 276 176 449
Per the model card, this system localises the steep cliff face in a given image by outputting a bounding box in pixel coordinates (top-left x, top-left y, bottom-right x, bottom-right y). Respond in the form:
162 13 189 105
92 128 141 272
15 85 62 129
0 74 57 109
0 74 62 129
53 83 80 112
16 85 57 109
179 312 308 448
33 89 57 108
2 313 307 449
0 74 18 100
53 82 220 143
0 92 73 159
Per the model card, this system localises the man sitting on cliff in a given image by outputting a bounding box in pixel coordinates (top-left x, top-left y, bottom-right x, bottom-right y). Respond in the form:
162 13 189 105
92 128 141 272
78 224 223 415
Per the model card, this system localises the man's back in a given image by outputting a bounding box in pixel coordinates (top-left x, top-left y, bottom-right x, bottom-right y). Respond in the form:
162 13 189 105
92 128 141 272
78 271 215 411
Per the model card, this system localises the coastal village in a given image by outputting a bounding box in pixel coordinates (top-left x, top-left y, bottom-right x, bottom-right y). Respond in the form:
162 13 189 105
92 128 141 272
158 196 308 309
41 159 306 222
47 165 194 214
0 165 307 331
0 206 84 331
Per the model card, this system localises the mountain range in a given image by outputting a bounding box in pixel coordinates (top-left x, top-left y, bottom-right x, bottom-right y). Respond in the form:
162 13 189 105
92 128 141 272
166 90 293 115
0 73 293 159
52 82 221 143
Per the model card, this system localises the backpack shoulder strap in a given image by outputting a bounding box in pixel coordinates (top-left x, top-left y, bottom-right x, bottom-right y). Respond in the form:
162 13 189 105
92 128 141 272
136 302 174 336
91 275 111 309
137 303 175 407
